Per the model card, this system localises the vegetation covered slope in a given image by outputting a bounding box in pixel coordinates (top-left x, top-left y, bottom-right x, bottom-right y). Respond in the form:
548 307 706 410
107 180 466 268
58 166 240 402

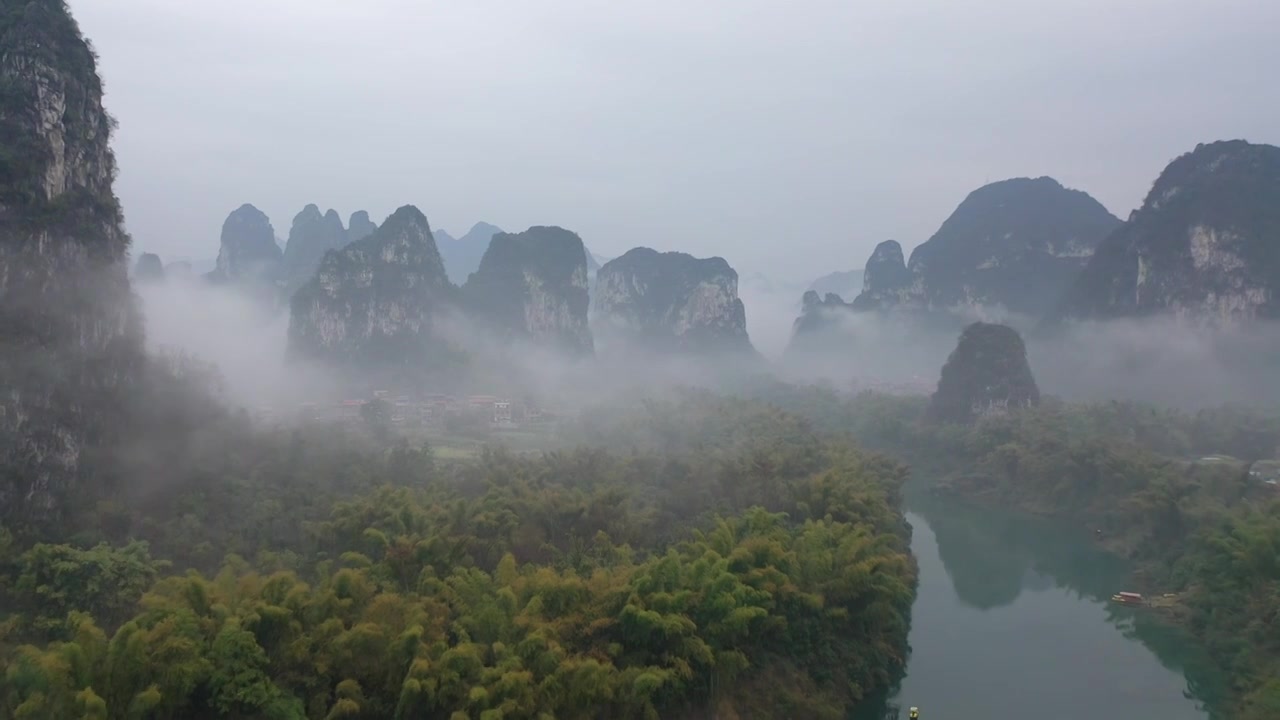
0 396 916 720
926 322 1040 424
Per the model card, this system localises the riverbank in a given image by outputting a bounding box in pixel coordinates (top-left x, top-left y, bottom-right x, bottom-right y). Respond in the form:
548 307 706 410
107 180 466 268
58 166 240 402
912 434 1280 719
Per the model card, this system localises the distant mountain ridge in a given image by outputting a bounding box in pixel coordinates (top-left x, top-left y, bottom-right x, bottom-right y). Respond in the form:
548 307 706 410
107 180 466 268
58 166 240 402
808 268 864 299
436 221 503 284
851 178 1120 317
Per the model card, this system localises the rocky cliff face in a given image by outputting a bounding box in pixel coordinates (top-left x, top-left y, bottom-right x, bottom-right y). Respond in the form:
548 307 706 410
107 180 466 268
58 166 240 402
593 248 753 353
438 221 503 284
1059 141 1280 323
462 226 593 355
850 240 913 310
133 252 164 283
927 322 1040 424
288 205 458 374
207 203 282 288
0 0 143 519
282 204 348 296
347 210 377 244
853 180 1120 317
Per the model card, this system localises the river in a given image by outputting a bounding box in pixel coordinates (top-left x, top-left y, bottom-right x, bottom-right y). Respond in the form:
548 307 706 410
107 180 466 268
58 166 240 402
855 492 1229 720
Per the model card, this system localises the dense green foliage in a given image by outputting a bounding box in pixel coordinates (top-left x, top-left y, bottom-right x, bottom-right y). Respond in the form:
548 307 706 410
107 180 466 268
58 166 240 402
0 397 916 719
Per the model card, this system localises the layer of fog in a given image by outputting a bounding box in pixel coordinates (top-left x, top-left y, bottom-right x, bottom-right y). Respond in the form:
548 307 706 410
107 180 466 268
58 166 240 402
138 264 1280 418
136 277 332 408
737 273 807 360
136 273 776 414
1030 317 1280 409
778 304 1280 409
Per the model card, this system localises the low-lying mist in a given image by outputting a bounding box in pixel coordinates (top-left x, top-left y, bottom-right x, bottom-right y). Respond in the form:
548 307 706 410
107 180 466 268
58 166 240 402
136 276 332 408
138 272 1280 419
136 274 776 416
777 304 1280 409
1030 317 1280 409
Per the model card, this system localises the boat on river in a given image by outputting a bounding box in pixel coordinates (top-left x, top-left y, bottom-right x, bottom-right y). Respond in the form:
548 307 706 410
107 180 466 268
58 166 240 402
1111 591 1145 606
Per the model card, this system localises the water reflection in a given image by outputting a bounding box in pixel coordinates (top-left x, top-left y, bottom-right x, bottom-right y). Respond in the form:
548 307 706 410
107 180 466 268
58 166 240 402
915 492 1128 608
852 492 1227 720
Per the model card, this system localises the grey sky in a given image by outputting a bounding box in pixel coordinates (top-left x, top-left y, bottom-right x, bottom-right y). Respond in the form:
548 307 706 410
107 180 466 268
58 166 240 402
74 0 1279 285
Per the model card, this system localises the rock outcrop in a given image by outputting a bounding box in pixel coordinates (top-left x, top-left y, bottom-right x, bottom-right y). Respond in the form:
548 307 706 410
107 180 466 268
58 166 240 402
347 210 377 244
438 221 503 284
207 203 282 288
1058 140 1280 323
927 322 1040 424
788 288 849 338
850 240 913 311
462 226 593 355
288 205 457 374
852 180 1120 317
593 248 753 353
134 252 164 282
0 0 143 520
282 204 348 296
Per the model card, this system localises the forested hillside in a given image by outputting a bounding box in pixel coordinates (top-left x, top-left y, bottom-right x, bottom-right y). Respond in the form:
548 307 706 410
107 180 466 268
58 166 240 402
0 396 917 720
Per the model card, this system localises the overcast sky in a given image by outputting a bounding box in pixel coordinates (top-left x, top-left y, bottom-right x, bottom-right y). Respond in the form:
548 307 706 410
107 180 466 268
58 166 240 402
74 0 1279 285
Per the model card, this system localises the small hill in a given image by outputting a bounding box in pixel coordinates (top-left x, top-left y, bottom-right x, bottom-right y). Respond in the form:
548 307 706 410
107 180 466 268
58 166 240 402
927 322 1040 424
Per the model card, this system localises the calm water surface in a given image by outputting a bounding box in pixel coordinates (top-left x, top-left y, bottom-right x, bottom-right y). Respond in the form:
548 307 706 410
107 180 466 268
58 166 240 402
855 493 1227 720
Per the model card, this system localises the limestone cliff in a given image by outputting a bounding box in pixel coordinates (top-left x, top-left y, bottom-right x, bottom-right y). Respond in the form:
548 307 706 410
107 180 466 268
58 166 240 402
207 203 281 288
347 210 377 244
1058 140 1280 323
288 205 458 375
0 0 143 520
133 252 164 283
927 322 1040 424
850 240 913 311
282 204 348 296
852 179 1120 317
593 248 753 353
462 226 593 355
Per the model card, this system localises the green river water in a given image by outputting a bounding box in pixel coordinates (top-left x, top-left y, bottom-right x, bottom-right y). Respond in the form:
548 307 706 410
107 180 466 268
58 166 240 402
855 492 1229 720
